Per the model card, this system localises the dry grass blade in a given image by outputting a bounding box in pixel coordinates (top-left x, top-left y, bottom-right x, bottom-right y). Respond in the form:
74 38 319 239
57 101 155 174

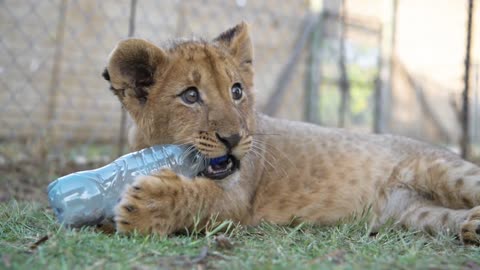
214 234 234 250
29 235 49 251
323 250 348 265
156 246 212 269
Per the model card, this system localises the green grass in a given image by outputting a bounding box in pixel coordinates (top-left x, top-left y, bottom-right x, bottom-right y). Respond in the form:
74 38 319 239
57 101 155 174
1 201 480 270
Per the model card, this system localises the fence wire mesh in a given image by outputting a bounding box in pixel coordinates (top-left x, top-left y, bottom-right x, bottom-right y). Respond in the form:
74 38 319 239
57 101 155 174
0 0 478 201
1 1 312 164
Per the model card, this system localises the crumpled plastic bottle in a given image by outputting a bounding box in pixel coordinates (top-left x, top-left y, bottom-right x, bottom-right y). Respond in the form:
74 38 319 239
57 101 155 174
47 145 206 228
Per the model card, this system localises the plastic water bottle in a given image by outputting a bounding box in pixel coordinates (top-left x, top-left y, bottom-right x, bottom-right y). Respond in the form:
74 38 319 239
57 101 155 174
47 145 206 228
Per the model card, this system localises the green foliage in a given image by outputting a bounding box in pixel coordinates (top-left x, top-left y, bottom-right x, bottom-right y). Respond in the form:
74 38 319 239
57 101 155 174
319 66 376 129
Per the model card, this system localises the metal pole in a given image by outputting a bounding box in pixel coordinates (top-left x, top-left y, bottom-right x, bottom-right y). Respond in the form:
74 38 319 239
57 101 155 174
474 64 479 146
117 0 137 156
387 0 398 132
338 0 350 128
264 14 318 116
373 29 383 133
44 0 68 159
461 0 474 159
374 0 397 133
304 0 324 123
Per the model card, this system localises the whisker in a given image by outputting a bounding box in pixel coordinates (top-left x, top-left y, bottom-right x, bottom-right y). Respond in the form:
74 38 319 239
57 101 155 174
252 146 286 178
248 143 283 178
250 138 291 179
251 141 279 164
255 138 297 170
246 146 276 179
171 137 194 147
249 133 281 136
179 144 196 163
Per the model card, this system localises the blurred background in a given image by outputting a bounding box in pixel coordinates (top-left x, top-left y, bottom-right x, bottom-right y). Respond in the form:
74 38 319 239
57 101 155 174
0 0 478 202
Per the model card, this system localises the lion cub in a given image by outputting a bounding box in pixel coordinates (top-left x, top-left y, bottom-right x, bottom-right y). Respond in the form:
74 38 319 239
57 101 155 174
103 22 480 244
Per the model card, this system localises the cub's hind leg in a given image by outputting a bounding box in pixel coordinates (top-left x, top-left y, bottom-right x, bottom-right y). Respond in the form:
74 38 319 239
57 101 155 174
376 188 470 240
408 156 480 244
377 156 480 244
410 157 480 209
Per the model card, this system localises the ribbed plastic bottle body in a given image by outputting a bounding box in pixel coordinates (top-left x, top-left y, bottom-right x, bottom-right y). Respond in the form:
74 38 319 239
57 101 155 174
47 145 205 228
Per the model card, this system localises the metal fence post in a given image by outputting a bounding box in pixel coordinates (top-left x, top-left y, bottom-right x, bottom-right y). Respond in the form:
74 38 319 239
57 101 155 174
117 0 137 156
374 0 397 133
44 0 68 160
337 0 350 128
461 0 474 160
304 0 323 124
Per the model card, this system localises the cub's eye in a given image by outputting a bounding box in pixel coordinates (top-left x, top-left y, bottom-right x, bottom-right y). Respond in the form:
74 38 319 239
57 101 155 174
231 83 243 100
180 87 199 104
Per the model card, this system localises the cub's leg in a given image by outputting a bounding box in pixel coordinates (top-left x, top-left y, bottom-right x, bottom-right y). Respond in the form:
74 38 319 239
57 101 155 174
406 156 480 209
376 156 480 244
114 169 225 235
376 188 471 240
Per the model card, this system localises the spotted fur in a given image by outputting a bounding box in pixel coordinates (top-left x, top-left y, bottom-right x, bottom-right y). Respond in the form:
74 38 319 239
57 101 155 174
104 22 480 244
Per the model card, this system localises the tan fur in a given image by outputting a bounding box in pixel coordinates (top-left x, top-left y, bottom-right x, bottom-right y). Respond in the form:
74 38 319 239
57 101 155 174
103 22 480 244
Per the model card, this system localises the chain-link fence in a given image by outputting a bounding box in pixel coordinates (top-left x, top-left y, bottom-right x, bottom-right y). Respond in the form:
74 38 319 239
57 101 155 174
0 0 378 162
1 1 311 163
0 0 478 201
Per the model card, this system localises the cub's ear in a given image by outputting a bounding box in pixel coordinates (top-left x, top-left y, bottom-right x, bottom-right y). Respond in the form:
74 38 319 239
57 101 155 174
213 22 253 67
102 39 167 104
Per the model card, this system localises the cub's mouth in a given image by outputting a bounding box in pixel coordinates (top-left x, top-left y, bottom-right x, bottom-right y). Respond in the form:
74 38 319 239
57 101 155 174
199 155 240 180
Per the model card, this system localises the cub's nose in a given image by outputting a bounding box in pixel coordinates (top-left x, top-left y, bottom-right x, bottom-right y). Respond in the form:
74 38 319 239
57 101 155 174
216 133 241 149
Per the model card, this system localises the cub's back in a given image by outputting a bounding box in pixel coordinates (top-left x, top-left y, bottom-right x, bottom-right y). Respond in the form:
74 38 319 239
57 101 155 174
249 113 458 224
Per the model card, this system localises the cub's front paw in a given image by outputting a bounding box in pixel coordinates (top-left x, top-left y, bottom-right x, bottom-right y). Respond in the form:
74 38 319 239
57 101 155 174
114 169 190 235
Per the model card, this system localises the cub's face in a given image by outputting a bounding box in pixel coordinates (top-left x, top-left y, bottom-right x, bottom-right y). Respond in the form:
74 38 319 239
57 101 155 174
103 23 255 179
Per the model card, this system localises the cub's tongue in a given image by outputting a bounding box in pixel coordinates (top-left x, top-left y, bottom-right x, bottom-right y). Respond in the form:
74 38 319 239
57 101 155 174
210 155 229 169
200 155 239 180
209 158 233 173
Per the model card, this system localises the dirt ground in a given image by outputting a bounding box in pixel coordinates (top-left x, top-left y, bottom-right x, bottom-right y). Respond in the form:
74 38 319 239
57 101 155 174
0 160 106 204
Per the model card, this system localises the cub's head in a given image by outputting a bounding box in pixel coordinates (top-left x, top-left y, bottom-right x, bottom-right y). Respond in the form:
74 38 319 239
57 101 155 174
103 22 255 179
